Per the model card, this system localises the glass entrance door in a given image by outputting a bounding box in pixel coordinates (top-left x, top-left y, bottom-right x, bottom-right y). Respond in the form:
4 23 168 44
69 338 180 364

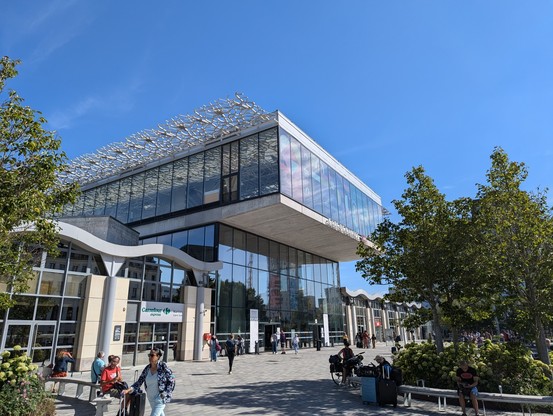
4 322 56 364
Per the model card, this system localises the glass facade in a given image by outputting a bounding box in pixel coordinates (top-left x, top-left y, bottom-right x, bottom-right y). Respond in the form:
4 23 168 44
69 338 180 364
64 128 279 223
0 242 98 363
138 223 344 350
215 224 343 342
63 125 382 239
279 128 382 237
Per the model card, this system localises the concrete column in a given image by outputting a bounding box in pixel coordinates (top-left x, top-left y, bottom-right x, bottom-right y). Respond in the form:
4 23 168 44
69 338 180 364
99 275 118 357
194 286 205 361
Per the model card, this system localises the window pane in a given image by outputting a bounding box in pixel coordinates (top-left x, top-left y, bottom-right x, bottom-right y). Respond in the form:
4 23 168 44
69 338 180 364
279 128 292 197
36 298 61 320
65 274 86 297
58 323 77 346
171 159 188 211
8 296 35 320
187 227 205 260
218 225 233 263
239 134 259 199
311 156 322 213
290 138 302 203
116 177 131 223
232 229 246 266
187 153 204 208
156 164 173 216
128 172 145 222
39 272 64 296
105 181 120 218
258 237 269 271
259 128 278 195
218 263 232 307
6 324 31 348
301 145 312 208
93 185 106 216
204 148 221 204
142 168 159 219
61 298 81 320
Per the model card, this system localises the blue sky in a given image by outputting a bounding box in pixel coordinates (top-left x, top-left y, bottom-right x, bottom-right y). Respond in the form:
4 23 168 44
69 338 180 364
2 1 552 294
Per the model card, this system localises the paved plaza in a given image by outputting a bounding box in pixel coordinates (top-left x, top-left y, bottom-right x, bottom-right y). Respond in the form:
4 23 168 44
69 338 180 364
54 342 548 416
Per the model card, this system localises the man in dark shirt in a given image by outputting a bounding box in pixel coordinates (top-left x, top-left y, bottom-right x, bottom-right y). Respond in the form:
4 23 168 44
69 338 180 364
456 360 480 416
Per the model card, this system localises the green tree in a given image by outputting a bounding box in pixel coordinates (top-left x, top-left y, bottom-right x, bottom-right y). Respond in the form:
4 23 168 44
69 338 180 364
475 148 553 365
0 57 78 310
356 166 487 352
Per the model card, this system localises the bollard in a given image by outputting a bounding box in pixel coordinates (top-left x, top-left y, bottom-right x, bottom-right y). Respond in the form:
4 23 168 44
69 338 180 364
316 340 321 351
254 341 260 355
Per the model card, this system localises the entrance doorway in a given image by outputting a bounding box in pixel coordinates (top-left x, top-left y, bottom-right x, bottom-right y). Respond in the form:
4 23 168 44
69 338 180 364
263 324 278 352
4 321 56 364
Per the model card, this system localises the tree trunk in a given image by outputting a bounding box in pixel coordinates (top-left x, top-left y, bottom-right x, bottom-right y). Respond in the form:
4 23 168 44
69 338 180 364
535 315 551 366
431 306 444 353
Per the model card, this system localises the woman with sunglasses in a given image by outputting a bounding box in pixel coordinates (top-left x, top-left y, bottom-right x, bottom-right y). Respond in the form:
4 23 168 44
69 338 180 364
124 348 175 416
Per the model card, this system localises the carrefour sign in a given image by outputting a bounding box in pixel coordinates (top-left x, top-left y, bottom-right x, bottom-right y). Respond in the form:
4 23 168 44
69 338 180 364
140 301 184 323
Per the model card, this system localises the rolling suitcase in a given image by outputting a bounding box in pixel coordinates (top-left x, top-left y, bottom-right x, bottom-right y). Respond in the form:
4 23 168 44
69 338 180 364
128 391 146 416
377 366 398 407
361 375 377 404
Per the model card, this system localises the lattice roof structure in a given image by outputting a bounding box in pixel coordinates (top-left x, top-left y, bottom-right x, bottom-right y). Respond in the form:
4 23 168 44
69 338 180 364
60 93 276 186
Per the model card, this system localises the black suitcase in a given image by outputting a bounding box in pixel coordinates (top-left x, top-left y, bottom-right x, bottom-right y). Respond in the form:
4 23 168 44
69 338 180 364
377 366 398 407
128 392 146 416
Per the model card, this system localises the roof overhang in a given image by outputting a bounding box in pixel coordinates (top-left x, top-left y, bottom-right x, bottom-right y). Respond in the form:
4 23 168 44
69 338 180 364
220 194 372 262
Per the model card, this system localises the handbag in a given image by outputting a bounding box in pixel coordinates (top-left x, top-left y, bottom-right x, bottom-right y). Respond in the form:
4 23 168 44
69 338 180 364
113 380 129 392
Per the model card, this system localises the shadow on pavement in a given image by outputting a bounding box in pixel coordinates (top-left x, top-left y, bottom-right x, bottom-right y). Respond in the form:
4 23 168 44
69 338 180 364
180 379 435 415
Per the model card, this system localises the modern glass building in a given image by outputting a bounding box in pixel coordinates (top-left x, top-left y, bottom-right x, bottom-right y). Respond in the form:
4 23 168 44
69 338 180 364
1 94 384 368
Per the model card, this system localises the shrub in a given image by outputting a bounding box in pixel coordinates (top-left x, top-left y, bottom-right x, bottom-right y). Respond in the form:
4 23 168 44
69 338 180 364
393 340 553 395
0 346 55 416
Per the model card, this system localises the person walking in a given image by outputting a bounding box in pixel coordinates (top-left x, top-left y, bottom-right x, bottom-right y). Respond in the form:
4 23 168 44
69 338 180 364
271 332 278 354
280 331 287 354
124 348 175 416
362 330 369 349
209 335 220 362
91 351 105 384
292 334 299 354
371 333 377 348
226 334 236 374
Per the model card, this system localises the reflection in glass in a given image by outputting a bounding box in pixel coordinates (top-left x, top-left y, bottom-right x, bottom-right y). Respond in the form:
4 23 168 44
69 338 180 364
36 298 61 320
39 272 64 296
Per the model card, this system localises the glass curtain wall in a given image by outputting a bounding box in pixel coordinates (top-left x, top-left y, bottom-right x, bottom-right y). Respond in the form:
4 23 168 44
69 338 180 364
279 128 382 238
216 224 343 340
0 242 94 364
64 127 279 224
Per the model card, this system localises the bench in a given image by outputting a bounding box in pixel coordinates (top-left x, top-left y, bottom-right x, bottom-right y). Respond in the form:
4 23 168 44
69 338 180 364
397 384 553 416
91 397 114 416
48 377 101 401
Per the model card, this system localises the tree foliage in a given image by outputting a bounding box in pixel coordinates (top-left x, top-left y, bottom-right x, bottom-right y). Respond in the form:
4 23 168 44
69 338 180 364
356 166 487 352
356 147 553 365
475 148 553 364
0 56 78 310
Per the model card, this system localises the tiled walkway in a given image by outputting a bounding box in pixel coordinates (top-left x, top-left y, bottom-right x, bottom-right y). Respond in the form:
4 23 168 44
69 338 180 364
53 343 548 415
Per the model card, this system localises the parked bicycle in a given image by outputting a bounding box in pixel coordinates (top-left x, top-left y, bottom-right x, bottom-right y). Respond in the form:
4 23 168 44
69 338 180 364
328 351 365 388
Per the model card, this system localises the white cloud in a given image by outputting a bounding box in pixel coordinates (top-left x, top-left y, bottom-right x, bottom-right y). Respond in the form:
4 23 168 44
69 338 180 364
47 77 143 130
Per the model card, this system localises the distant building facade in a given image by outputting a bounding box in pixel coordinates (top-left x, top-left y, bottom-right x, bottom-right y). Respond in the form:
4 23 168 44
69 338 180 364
341 288 429 344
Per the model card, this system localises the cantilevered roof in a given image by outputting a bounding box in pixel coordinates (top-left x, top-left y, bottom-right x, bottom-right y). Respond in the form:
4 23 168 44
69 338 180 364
60 93 276 186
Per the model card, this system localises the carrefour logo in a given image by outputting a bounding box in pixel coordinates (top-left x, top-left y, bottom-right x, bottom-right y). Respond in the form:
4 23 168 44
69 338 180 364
140 301 183 323
142 306 172 317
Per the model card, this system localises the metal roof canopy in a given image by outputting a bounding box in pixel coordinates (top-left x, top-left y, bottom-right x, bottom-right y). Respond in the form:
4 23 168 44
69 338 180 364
60 93 276 186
